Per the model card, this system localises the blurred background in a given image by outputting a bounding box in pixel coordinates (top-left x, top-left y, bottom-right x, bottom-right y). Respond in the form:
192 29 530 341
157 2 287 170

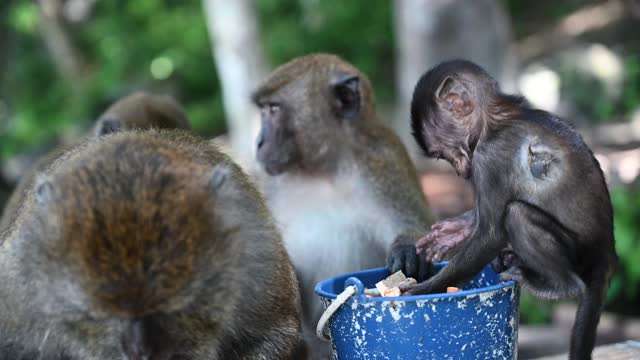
0 0 639 357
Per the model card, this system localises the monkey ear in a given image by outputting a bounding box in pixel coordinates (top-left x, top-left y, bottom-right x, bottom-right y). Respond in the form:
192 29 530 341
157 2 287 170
209 162 232 191
330 74 361 120
435 76 473 118
34 175 55 207
95 117 123 137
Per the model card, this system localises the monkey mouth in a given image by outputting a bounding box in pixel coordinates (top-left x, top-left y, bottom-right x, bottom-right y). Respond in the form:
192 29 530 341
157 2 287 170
262 161 290 176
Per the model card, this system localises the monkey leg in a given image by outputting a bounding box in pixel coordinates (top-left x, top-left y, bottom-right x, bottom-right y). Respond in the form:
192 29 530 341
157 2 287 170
501 201 585 300
490 248 518 273
415 210 474 262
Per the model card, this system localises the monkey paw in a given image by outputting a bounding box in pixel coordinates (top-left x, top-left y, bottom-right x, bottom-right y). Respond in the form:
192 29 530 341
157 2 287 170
415 219 473 262
491 249 519 273
386 244 433 282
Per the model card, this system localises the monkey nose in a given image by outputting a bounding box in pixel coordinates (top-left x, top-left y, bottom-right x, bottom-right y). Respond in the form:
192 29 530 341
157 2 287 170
256 132 265 150
121 319 155 360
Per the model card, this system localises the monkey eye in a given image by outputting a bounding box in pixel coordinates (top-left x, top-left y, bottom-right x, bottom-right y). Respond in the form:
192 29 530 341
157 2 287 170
260 103 280 118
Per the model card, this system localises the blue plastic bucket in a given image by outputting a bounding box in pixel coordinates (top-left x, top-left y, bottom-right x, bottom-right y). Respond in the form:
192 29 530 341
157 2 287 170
315 263 520 359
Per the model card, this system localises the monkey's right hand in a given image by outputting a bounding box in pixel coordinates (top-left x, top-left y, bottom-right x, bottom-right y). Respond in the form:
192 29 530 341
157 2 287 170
386 242 433 282
415 217 473 263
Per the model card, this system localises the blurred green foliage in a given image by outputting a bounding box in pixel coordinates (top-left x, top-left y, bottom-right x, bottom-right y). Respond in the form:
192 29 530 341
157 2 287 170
608 187 640 301
501 0 601 40
256 0 394 101
560 55 640 123
1 0 225 159
0 0 394 161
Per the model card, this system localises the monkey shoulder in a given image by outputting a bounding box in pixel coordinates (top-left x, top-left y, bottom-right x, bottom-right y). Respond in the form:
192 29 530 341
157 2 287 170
355 126 433 226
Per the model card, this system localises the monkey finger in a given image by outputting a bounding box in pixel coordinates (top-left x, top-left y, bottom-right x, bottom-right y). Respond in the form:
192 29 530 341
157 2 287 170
416 232 439 248
437 222 465 234
386 248 406 274
403 251 419 279
404 281 431 296
417 256 433 282
434 246 450 262
398 283 414 294
425 248 438 263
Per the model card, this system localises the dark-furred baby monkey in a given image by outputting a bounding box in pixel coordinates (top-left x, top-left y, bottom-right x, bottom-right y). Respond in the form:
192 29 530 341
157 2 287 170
409 60 617 360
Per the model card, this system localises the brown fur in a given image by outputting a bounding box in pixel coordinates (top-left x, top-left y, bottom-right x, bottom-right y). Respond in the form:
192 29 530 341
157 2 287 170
93 92 190 135
0 130 302 359
253 54 434 358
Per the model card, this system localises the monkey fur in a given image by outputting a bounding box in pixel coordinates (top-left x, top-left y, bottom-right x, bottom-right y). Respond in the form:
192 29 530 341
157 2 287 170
252 53 434 358
0 92 190 236
0 130 301 359
409 59 617 360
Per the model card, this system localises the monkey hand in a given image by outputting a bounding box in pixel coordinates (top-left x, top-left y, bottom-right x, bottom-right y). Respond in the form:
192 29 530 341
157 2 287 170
398 279 437 296
415 218 473 262
386 241 433 282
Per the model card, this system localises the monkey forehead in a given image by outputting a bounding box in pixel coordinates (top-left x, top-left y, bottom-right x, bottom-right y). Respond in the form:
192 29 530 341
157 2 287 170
49 134 224 316
99 92 190 130
50 132 224 248
252 53 374 103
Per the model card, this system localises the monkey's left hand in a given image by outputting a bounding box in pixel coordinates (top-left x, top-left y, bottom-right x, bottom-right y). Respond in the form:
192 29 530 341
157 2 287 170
387 237 433 282
416 216 474 262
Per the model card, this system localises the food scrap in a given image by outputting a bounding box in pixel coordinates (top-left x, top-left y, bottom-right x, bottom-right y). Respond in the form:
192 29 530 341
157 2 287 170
364 271 416 297
364 272 462 297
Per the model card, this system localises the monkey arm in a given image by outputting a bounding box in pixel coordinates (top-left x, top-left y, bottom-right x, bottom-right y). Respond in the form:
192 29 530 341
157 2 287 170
361 137 435 281
404 210 506 295
415 209 475 262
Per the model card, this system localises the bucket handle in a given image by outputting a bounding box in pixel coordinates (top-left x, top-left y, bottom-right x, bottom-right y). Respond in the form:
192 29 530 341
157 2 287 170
316 277 364 341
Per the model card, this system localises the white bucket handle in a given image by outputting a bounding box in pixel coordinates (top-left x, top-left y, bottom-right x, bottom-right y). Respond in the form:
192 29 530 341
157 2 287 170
316 285 358 341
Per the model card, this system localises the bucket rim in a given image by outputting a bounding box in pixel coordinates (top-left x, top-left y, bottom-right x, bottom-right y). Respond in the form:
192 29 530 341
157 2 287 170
314 266 517 302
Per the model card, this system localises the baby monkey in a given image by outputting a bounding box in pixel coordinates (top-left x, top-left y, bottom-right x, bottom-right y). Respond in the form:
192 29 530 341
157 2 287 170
409 60 616 360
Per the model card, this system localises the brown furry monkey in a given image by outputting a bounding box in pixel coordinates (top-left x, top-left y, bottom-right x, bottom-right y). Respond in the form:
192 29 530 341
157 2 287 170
409 60 617 360
252 54 435 358
0 130 302 359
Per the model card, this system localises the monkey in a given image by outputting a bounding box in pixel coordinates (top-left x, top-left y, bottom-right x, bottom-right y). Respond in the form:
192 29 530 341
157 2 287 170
92 91 191 136
251 53 435 358
0 92 190 236
0 129 302 359
407 59 617 360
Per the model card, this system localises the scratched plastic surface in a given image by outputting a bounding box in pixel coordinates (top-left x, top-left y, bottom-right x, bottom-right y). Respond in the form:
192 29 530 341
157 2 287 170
315 263 520 360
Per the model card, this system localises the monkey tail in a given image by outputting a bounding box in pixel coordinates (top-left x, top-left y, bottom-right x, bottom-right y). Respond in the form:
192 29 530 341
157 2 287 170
569 275 609 360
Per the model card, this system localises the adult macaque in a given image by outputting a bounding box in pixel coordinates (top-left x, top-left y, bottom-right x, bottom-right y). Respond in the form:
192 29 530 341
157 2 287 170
1 92 190 235
408 59 617 360
0 130 301 359
252 54 434 357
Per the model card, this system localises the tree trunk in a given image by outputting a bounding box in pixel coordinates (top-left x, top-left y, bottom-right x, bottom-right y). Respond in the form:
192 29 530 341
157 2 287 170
393 0 516 161
202 0 268 167
37 0 89 90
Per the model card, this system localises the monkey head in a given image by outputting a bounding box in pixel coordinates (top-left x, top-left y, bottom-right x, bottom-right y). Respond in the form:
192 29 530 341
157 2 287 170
410 60 505 179
252 54 376 175
17 133 235 357
93 92 191 137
